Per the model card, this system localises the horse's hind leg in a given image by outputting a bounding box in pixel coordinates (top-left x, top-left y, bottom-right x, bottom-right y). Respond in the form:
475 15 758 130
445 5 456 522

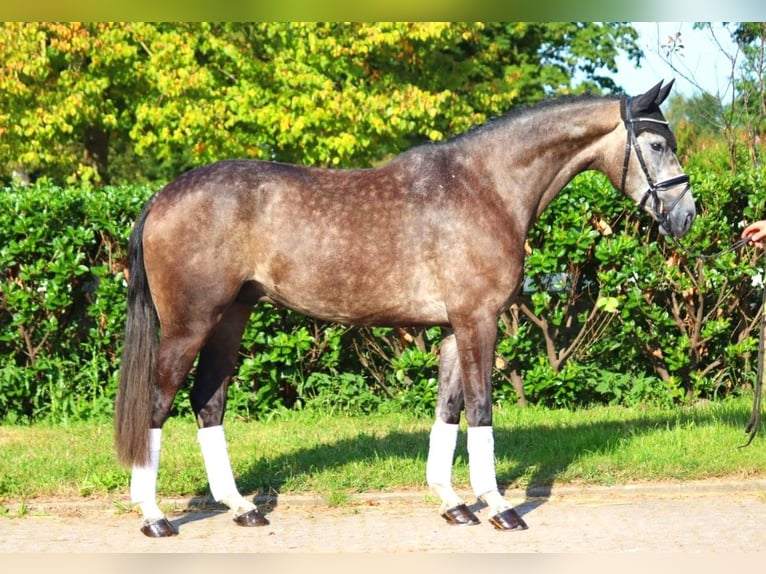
192 301 269 527
427 332 480 526
132 328 209 537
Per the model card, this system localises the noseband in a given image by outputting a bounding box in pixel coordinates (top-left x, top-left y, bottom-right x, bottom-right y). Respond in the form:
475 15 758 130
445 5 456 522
620 97 690 235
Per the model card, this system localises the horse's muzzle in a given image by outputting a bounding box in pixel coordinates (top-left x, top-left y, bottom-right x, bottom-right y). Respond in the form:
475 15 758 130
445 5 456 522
661 203 696 238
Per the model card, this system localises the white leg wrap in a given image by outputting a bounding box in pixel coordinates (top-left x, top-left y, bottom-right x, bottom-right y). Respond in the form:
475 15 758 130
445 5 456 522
198 425 255 514
467 426 510 515
130 428 164 521
467 425 499 498
198 425 239 501
426 420 463 509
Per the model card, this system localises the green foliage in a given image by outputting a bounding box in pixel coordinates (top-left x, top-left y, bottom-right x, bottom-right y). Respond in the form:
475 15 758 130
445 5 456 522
1 22 765 422
0 183 151 422
2 61 766 421
0 22 639 185
496 157 766 408
1 154 765 424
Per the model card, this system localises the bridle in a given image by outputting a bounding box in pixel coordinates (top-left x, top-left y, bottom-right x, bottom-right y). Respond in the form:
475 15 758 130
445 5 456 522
620 96 691 236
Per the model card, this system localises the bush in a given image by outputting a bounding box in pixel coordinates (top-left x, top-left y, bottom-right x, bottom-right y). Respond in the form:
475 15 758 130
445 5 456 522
2 159 765 423
0 183 150 422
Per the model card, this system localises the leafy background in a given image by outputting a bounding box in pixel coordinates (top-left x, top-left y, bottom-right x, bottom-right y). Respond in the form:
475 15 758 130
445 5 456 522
1 22 765 423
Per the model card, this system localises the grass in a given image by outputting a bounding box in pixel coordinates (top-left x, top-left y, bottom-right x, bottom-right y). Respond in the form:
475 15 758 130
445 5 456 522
1 396 765 506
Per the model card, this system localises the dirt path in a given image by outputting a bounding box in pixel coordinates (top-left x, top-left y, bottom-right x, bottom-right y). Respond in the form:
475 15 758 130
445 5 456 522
2 480 766 553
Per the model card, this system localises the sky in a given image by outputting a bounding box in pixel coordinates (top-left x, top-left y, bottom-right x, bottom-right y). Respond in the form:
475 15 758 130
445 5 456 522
608 22 741 99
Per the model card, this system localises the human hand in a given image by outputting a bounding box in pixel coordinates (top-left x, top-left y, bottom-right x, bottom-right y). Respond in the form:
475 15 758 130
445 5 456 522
742 220 766 248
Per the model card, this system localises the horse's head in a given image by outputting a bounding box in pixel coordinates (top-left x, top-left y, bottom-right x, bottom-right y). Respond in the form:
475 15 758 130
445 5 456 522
619 80 696 238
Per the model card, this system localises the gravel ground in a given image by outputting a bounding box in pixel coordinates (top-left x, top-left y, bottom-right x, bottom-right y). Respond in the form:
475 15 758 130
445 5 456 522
2 479 766 554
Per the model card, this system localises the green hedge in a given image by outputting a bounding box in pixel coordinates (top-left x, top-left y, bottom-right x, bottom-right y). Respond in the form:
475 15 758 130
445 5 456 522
1 160 765 423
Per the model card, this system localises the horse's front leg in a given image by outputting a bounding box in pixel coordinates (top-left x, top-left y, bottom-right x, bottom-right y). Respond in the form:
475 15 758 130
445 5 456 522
192 302 269 528
427 331 480 525
455 311 528 531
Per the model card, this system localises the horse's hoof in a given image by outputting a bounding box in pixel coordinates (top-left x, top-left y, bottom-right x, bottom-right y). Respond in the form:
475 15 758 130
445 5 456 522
233 508 270 527
140 517 179 537
488 508 528 531
440 503 480 526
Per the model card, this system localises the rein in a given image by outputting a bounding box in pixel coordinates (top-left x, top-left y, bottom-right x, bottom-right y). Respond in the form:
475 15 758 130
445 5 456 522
743 276 766 447
621 96 764 446
667 235 752 260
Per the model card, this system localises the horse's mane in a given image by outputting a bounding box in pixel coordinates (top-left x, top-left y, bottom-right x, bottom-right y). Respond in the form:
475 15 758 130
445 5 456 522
446 92 621 145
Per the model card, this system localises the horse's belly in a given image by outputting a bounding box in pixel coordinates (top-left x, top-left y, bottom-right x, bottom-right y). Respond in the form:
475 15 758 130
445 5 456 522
250 227 450 325
259 277 449 327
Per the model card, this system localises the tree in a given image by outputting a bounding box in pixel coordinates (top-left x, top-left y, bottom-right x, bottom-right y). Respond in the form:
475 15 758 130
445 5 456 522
655 22 765 172
0 22 640 186
731 22 766 167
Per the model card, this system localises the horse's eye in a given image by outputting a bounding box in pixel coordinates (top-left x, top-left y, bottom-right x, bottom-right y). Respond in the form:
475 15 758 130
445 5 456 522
650 142 663 152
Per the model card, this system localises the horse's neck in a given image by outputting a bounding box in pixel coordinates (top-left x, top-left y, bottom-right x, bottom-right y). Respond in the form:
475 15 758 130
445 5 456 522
465 99 621 230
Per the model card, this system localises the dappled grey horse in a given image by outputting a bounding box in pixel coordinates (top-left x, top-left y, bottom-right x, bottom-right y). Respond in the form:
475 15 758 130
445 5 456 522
115 80 695 536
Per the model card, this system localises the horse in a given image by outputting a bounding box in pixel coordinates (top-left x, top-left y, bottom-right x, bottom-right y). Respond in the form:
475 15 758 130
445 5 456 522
115 80 695 537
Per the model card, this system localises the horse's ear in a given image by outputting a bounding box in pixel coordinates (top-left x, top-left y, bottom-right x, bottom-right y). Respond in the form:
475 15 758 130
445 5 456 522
631 81 664 112
655 79 675 105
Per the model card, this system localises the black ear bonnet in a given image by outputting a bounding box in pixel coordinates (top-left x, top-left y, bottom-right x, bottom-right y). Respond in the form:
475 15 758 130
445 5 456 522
620 91 677 152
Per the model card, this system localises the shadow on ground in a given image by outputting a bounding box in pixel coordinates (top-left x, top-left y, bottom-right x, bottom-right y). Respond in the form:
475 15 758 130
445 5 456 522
176 400 756 527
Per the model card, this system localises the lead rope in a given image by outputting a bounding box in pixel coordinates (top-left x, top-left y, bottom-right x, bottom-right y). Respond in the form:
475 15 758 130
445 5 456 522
668 233 764 446
742 261 766 447
666 234 751 261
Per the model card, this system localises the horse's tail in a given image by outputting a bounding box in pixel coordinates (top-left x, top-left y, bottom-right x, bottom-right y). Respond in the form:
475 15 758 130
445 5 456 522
115 204 158 468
